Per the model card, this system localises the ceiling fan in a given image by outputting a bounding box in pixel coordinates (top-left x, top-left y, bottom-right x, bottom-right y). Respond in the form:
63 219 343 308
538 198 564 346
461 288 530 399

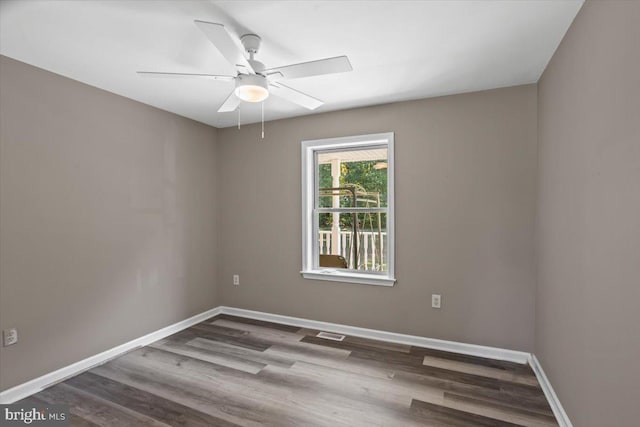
138 20 353 113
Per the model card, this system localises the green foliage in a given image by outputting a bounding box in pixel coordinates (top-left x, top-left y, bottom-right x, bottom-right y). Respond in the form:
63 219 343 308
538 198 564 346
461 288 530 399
318 163 333 208
342 161 387 207
318 160 387 230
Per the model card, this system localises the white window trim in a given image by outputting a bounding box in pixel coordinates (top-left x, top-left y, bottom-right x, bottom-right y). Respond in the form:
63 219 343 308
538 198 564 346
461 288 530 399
301 132 396 287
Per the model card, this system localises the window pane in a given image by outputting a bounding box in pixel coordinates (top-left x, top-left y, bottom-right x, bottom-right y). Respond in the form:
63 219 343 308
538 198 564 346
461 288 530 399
317 212 388 272
317 148 388 209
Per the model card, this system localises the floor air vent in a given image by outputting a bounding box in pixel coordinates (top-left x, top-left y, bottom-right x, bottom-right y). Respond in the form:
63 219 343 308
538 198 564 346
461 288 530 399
316 331 346 341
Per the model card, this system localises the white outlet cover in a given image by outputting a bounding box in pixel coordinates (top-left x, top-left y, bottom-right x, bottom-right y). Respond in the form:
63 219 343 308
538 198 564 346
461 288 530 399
3 328 18 346
432 294 442 309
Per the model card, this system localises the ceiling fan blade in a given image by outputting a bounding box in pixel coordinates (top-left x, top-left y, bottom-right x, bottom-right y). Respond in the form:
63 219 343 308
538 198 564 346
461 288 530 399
218 91 242 113
137 71 235 81
264 56 352 81
194 20 254 74
269 82 323 110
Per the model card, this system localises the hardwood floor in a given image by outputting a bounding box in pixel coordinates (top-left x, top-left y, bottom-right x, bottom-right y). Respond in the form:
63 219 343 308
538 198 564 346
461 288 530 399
17 315 557 426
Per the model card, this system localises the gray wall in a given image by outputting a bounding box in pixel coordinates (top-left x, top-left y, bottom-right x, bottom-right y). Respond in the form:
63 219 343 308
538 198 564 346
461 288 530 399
0 55 538 392
0 56 220 390
4 4 639 420
536 1 640 426
217 85 538 352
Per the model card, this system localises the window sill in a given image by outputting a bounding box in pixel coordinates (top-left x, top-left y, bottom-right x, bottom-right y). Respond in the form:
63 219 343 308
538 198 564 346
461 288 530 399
301 270 396 287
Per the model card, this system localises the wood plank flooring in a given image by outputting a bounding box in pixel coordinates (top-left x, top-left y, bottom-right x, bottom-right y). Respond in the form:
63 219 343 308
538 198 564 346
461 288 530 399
17 314 557 426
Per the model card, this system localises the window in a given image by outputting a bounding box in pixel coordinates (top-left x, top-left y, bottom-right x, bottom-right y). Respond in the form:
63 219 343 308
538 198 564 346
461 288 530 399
301 133 395 286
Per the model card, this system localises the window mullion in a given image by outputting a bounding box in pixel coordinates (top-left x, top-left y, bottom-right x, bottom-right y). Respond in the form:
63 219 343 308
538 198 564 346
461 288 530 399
315 208 388 214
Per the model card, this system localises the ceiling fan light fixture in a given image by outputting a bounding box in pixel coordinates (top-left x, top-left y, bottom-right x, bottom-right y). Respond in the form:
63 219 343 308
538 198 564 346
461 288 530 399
234 74 269 103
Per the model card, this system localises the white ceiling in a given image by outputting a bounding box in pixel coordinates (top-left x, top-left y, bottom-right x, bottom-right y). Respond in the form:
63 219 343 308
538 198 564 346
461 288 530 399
0 0 583 128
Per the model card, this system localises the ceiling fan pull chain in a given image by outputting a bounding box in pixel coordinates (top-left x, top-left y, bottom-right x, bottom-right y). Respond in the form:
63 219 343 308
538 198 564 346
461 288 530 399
238 105 241 130
261 102 265 139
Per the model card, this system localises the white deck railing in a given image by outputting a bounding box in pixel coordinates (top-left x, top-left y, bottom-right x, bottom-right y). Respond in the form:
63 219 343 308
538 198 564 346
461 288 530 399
319 230 387 271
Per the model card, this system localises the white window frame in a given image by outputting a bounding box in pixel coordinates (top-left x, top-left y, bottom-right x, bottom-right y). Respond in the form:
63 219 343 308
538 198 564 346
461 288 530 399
301 132 395 287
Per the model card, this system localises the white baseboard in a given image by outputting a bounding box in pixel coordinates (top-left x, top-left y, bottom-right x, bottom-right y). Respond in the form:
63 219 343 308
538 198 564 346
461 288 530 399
218 306 530 364
2 304 551 411
529 354 573 427
0 306 223 404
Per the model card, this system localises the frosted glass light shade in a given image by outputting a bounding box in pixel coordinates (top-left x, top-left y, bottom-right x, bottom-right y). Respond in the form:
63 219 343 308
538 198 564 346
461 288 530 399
235 74 269 103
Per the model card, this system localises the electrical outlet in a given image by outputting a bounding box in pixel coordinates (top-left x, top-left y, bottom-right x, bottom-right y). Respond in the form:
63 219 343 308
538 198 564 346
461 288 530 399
431 294 441 309
233 274 240 286
3 328 18 347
